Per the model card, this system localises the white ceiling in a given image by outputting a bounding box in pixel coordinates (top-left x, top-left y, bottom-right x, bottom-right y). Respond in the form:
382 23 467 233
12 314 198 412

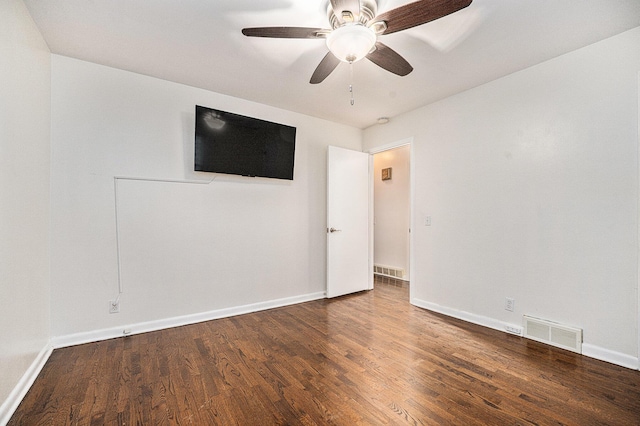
24 0 640 129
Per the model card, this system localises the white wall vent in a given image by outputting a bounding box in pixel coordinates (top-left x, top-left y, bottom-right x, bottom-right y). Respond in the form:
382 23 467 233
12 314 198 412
373 264 405 279
523 315 582 354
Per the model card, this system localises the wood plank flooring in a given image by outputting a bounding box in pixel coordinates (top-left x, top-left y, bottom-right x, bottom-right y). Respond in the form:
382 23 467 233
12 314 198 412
9 277 640 425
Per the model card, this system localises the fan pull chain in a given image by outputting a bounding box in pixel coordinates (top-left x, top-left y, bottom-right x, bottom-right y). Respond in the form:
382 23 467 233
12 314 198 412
349 61 355 106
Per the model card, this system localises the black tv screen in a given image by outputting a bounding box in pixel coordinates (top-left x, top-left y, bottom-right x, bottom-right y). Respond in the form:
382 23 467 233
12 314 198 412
194 105 296 180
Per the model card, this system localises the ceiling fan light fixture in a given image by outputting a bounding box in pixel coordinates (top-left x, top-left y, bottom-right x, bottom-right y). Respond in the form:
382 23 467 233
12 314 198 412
326 24 376 63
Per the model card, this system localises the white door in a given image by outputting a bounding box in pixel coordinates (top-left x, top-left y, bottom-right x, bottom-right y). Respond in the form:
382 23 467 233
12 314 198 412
327 146 371 298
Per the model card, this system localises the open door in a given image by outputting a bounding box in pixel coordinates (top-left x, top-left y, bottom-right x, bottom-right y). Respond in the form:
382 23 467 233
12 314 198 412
326 146 371 298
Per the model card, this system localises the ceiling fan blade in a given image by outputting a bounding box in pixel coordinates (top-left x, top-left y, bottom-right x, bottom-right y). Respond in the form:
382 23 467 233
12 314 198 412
366 42 413 76
310 52 341 84
242 27 327 39
372 0 472 35
331 0 361 22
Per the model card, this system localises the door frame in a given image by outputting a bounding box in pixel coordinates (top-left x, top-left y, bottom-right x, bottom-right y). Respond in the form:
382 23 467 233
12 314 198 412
367 137 415 297
637 72 639 368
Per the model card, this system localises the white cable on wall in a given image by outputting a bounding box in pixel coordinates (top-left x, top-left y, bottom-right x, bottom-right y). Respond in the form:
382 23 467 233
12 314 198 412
112 175 215 301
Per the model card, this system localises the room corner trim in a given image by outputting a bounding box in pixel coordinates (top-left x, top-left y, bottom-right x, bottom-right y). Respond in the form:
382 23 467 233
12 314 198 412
0 344 53 425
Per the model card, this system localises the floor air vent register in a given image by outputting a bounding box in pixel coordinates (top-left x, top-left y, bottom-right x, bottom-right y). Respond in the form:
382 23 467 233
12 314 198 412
373 264 405 280
523 315 583 353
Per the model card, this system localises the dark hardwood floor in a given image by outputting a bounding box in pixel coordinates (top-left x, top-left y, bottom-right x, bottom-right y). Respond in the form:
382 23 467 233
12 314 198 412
10 277 640 425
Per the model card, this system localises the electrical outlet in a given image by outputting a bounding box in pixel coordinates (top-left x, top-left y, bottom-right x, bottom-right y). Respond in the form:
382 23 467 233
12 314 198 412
109 300 120 314
505 297 515 312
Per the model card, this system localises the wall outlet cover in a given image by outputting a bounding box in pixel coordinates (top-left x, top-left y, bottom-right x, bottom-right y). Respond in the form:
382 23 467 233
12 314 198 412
505 297 515 312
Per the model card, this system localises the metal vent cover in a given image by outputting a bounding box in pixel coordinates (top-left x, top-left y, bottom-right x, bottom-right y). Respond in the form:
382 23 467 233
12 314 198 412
523 315 582 353
373 264 405 279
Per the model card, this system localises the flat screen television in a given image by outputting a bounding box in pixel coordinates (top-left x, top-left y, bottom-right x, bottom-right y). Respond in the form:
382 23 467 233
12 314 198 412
194 105 296 180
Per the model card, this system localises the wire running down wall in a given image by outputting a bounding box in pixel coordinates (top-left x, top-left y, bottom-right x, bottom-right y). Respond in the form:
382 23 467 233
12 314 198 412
114 177 309 324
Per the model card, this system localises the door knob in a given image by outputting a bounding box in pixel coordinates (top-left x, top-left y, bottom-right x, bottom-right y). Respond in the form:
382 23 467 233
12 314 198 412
328 227 342 233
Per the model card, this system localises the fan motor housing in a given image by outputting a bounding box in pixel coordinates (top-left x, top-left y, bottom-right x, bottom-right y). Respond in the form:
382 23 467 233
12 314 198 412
328 0 378 29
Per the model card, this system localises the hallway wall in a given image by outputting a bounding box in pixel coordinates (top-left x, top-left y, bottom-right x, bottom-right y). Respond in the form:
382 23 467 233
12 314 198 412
373 145 411 280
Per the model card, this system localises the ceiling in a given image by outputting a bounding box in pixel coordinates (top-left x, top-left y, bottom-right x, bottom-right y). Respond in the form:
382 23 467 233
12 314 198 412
24 0 640 129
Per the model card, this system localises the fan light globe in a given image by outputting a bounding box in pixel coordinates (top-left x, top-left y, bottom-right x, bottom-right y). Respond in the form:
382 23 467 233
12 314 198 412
326 24 376 63
203 112 225 130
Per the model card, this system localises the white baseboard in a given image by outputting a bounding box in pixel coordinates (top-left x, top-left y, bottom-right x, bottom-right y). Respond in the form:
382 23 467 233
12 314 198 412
52 291 326 348
0 344 53 425
411 297 524 336
412 297 639 371
582 344 640 370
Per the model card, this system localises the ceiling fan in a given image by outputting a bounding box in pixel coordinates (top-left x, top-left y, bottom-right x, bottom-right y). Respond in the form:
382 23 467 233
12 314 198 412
242 0 473 84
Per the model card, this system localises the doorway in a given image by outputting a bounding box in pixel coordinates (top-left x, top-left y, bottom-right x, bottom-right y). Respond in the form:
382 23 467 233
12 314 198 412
371 141 412 284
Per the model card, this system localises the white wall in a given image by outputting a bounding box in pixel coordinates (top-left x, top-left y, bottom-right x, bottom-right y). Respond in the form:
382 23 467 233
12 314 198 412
49 55 362 339
364 27 640 365
373 145 411 279
0 0 51 415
